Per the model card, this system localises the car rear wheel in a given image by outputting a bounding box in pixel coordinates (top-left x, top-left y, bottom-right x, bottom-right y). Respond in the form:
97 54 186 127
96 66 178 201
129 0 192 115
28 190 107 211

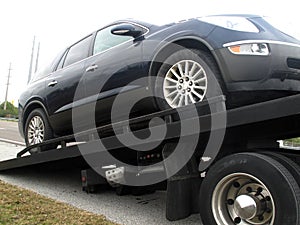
155 49 224 110
25 108 54 153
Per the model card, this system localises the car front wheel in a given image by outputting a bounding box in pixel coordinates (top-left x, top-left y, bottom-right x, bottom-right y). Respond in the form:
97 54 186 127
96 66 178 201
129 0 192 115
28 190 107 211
155 49 224 110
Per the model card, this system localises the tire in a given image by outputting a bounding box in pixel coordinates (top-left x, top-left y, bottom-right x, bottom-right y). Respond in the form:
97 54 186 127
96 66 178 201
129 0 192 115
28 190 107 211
24 108 54 153
115 185 131 196
154 49 225 110
199 153 300 225
131 186 156 196
263 152 300 187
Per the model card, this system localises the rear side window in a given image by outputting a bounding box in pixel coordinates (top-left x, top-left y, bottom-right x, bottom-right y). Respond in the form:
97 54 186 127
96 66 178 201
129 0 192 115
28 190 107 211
64 35 92 67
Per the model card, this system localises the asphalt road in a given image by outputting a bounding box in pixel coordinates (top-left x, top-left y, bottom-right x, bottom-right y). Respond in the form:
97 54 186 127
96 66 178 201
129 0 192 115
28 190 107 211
0 120 25 145
0 142 201 225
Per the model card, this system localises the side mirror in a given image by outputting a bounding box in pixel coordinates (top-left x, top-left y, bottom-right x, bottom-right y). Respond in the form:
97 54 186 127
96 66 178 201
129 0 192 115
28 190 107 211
111 24 142 38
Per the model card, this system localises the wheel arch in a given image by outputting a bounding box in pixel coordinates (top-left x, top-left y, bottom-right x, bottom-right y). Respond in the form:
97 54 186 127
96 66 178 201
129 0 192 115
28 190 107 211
149 37 220 78
22 99 49 134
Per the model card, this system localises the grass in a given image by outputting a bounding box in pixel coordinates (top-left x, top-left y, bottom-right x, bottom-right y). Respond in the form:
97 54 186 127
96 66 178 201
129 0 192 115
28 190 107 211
0 180 118 225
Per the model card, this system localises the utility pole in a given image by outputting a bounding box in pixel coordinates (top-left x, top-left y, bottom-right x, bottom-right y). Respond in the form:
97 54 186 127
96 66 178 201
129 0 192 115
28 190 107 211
27 36 35 84
4 63 12 111
35 42 40 73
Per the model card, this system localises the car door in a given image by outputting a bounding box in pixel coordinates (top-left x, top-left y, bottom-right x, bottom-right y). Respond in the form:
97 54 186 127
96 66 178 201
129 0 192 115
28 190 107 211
83 23 148 125
45 35 93 135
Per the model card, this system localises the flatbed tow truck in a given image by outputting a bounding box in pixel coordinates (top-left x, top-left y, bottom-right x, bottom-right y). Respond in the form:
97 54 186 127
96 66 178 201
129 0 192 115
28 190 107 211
1 94 300 225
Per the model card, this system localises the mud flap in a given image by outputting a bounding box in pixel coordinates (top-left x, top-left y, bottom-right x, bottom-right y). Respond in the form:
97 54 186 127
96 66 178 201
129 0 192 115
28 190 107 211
163 143 201 221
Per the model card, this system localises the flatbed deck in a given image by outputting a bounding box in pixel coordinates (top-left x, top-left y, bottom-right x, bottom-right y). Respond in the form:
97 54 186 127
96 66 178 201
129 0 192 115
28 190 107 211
1 94 300 171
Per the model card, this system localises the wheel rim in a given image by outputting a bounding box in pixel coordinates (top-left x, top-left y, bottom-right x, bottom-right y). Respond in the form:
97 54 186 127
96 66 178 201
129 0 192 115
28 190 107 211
163 60 208 108
212 173 275 225
27 116 45 145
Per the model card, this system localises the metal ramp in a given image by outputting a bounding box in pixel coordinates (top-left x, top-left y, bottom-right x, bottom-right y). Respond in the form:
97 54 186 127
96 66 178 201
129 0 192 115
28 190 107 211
1 94 300 171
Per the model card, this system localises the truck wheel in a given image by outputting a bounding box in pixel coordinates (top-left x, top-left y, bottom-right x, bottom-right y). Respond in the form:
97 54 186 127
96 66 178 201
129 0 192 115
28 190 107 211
115 185 131 196
25 108 54 153
155 49 224 110
199 153 300 225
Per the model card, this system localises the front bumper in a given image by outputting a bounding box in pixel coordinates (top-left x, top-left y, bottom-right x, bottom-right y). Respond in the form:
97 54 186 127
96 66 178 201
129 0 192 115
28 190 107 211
215 40 300 92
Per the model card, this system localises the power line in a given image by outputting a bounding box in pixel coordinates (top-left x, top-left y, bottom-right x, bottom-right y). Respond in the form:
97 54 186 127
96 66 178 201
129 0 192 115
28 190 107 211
4 63 12 111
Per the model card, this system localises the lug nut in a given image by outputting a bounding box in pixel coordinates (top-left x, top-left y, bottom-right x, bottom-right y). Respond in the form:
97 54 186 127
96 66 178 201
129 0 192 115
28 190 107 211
246 187 253 193
266 208 272 213
233 182 240 188
189 81 193 86
227 199 234 205
258 215 264 221
185 77 189 81
182 90 185 94
179 79 184 83
234 217 241 224
187 88 191 92
178 85 182 90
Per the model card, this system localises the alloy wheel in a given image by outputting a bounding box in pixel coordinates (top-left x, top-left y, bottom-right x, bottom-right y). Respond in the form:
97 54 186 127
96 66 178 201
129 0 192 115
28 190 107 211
163 60 208 108
27 115 45 145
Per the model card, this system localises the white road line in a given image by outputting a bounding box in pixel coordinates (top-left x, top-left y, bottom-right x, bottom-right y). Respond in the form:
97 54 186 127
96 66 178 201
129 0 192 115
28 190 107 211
0 128 5 130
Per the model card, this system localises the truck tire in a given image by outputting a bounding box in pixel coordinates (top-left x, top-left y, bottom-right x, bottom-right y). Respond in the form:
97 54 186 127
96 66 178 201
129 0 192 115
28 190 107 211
199 153 300 225
263 152 300 187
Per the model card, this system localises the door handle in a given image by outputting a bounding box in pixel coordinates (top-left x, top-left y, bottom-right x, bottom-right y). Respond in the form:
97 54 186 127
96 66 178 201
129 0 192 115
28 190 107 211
48 80 58 87
85 64 98 72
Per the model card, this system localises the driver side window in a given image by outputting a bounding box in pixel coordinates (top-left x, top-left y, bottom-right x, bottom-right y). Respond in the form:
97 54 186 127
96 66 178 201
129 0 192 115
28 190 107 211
93 24 133 55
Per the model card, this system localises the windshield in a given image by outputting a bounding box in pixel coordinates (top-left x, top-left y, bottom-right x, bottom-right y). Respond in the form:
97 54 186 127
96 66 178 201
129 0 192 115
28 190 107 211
264 16 300 40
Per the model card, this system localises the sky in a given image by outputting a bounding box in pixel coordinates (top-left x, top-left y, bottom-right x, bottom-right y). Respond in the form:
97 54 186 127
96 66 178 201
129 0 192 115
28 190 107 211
0 0 299 106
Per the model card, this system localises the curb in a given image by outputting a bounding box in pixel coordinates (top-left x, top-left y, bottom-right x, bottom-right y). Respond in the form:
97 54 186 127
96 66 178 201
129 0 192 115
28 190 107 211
0 138 25 146
0 117 18 122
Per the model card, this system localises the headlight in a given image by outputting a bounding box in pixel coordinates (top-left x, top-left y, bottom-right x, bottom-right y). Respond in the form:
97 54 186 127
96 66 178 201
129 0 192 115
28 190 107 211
198 16 259 33
227 43 269 56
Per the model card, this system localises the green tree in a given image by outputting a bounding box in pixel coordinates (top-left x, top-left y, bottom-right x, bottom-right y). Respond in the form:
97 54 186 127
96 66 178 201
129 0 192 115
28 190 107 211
0 102 18 118
284 137 300 147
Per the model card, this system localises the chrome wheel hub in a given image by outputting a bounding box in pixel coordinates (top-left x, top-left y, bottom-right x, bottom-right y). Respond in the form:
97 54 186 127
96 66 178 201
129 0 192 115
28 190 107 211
27 116 45 145
163 60 208 108
212 173 275 225
234 194 258 220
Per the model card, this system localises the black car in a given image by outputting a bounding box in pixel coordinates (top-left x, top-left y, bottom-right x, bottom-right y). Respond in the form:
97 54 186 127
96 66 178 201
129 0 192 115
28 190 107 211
18 14 300 147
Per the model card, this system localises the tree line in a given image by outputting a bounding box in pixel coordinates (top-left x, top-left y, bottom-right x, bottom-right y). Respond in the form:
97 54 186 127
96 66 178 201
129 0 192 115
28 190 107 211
0 102 18 118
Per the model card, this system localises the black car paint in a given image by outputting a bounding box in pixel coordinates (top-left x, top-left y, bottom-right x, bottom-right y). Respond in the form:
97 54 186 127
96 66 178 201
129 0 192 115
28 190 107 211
19 15 300 138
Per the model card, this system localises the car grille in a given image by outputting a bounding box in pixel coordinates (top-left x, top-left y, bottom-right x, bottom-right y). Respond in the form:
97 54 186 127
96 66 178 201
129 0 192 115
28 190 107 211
287 58 300 70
